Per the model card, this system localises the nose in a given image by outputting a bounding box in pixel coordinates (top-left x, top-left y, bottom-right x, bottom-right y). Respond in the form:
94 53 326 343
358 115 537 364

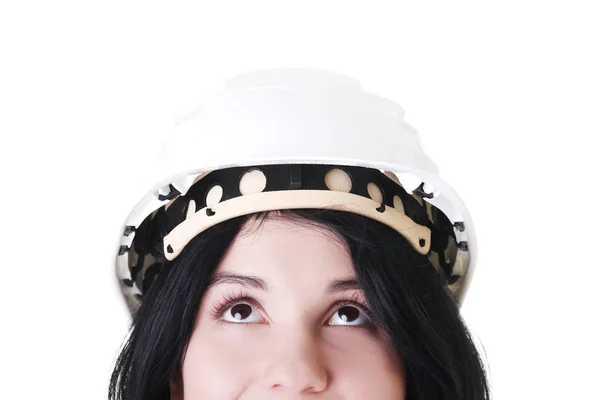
261 330 329 393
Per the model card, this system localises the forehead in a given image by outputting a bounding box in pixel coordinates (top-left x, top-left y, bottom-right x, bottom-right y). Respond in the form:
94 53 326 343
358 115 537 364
215 217 356 287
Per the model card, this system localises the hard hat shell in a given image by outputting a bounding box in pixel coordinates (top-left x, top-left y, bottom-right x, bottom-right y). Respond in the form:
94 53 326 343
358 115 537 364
115 68 477 312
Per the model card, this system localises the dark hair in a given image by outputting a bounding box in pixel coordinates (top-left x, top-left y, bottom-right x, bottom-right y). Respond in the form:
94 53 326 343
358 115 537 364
109 208 491 399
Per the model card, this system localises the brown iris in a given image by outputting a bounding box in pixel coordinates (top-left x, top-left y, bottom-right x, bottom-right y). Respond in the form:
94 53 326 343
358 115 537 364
337 306 360 322
230 303 252 320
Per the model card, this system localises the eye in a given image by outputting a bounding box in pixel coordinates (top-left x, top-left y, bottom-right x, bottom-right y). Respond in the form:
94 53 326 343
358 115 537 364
221 301 264 323
328 303 371 327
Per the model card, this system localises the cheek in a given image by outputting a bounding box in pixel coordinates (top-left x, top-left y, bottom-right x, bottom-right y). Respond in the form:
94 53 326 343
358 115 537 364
181 322 406 398
321 329 407 399
181 325 260 397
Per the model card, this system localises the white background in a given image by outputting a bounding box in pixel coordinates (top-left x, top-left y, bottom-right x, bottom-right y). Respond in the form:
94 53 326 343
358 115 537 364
1 1 599 398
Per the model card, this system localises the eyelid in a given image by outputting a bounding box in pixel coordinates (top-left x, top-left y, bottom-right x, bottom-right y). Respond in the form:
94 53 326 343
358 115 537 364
211 290 374 327
327 298 375 326
209 288 267 322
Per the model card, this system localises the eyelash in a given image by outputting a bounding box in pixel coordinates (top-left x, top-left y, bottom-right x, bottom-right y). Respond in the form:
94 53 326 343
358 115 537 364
209 289 376 329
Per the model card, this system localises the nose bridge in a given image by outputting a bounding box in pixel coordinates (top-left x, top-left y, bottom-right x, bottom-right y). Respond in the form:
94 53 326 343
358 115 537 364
261 326 329 393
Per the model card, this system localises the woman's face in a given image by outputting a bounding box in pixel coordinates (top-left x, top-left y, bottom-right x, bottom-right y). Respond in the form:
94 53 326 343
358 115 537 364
173 217 406 399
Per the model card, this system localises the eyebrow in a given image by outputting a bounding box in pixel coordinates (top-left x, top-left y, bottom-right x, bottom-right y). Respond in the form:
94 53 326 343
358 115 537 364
208 272 269 291
207 272 361 294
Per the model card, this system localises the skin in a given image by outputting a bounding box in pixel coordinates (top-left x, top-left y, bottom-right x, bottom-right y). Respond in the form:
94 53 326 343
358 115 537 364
171 217 406 399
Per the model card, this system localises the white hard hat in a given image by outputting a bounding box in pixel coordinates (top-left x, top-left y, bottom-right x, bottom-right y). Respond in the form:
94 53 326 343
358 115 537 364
115 68 477 314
